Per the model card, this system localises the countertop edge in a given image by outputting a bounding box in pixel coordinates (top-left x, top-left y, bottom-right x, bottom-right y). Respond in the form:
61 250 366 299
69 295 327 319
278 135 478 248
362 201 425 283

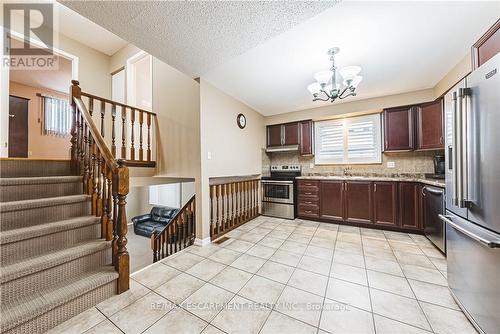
296 176 445 188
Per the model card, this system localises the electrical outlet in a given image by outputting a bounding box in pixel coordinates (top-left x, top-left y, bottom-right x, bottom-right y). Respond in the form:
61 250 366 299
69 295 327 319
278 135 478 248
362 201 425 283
387 161 396 168
309 163 314 169
207 151 212 160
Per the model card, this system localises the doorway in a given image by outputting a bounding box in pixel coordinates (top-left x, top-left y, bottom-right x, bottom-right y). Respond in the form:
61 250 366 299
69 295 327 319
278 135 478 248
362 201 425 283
8 95 29 158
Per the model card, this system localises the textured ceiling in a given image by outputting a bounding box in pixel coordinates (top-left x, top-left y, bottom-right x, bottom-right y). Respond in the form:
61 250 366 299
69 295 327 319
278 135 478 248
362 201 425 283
60 0 337 76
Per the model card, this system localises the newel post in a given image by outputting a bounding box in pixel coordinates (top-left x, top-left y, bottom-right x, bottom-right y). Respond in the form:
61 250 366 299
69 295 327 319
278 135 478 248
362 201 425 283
70 80 81 174
112 159 130 293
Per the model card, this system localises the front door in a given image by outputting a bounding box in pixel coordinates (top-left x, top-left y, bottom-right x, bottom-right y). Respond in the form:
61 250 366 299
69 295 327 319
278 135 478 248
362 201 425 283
8 95 29 158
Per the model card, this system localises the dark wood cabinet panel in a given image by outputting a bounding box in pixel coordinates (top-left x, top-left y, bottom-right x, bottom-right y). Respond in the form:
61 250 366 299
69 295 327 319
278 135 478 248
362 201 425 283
472 19 500 70
417 99 444 150
345 182 372 224
319 181 344 221
383 107 415 151
373 182 398 227
399 182 421 230
298 203 319 218
283 122 299 146
299 120 314 155
267 124 282 147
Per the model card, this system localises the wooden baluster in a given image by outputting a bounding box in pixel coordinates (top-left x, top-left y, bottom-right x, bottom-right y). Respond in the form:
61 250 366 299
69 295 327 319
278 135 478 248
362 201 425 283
100 100 105 138
147 113 152 161
254 180 258 217
130 109 135 160
87 135 94 195
101 162 109 240
174 219 179 253
88 97 94 116
111 104 117 158
91 138 98 215
210 185 214 238
251 180 255 218
82 122 89 194
226 184 232 228
151 231 158 262
78 112 84 175
139 111 144 161
96 150 103 222
106 165 113 240
236 182 240 225
113 160 129 293
121 107 127 159
216 185 221 236
70 81 81 174
245 181 249 221
231 183 236 228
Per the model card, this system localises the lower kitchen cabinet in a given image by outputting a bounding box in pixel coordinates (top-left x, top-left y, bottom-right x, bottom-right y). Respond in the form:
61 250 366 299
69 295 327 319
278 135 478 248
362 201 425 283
373 182 398 227
319 181 344 221
398 182 421 230
345 182 373 224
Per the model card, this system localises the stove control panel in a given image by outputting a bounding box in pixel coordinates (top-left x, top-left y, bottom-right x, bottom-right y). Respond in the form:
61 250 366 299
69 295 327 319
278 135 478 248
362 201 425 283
270 165 301 172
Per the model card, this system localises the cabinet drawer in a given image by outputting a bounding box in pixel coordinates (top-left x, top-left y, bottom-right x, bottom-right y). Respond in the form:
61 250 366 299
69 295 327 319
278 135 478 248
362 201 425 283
298 186 319 196
298 203 319 218
298 180 319 188
298 197 319 205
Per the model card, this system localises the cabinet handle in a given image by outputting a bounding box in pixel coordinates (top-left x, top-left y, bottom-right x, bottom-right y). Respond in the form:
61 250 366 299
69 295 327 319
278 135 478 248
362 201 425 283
422 187 426 197
305 192 312 195
440 136 443 145
374 184 377 192
305 210 312 213
305 201 312 204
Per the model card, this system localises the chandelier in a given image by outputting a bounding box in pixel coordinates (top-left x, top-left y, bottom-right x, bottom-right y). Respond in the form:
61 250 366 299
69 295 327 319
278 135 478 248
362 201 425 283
307 47 362 102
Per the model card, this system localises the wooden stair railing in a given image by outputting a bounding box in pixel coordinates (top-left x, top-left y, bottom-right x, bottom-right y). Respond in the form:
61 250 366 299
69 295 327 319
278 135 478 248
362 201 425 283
210 179 259 240
70 80 131 293
151 195 196 262
72 82 157 168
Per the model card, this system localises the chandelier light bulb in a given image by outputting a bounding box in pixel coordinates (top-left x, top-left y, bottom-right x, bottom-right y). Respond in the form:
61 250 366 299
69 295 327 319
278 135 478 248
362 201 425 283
339 66 362 82
307 82 322 95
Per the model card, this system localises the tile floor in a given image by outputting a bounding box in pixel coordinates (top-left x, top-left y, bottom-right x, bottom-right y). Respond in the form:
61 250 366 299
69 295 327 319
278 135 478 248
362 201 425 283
49 216 478 334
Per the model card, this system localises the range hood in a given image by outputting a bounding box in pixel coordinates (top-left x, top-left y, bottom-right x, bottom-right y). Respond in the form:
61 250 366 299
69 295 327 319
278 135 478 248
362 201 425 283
265 145 299 153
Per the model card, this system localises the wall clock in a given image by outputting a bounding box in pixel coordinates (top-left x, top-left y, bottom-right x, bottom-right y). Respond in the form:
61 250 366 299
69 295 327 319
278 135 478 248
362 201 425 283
237 113 246 129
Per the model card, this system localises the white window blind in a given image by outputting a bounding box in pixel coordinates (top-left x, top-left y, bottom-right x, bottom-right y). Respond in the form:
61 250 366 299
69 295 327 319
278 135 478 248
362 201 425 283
43 96 72 137
315 114 382 164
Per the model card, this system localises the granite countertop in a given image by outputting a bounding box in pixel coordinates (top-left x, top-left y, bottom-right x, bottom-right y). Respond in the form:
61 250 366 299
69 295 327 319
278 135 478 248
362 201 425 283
296 175 445 187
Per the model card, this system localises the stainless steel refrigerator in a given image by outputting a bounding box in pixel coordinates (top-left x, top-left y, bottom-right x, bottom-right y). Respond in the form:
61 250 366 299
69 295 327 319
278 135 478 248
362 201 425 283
440 52 500 334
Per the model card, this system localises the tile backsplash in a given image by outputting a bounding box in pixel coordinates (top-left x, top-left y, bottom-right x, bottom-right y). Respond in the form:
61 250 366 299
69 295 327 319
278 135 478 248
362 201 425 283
262 149 443 177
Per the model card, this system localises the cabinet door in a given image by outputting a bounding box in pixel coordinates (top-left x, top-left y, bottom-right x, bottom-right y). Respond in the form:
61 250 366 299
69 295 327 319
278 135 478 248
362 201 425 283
373 182 398 227
267 124 282 147
417 99 444 150
398 182 421 230
320 181 344 221
345 182 373 224
283 122 299 145
299 120 314 156
383 107 415 151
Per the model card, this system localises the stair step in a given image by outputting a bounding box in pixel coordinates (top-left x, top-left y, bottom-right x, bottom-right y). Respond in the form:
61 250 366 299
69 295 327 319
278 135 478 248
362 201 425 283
1 240 111 305
0 176 82 201
0 216 101 265
0 268 118 334
0 195 91 231
0 159 72 178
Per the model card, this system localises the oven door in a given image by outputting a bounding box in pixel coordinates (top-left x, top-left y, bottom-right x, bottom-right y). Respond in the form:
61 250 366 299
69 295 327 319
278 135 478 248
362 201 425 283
261 180 294 204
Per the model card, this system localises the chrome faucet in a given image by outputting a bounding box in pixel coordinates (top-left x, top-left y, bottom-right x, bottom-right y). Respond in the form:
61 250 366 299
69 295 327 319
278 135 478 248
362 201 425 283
343 167 352 176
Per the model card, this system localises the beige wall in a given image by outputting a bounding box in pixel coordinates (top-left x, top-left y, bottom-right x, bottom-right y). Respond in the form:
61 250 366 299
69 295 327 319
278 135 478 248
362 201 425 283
434 53 471 98
265 89 436 125
110 44 143 74
9 82 71 160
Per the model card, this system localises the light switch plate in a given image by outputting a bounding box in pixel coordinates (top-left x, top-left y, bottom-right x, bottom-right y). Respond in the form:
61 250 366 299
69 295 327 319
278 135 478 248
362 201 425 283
309 163 314 169
207 151 212 160
387 161 395 168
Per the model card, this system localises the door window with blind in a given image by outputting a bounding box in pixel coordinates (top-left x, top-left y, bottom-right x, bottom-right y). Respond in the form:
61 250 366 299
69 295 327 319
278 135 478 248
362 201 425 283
315 114 382 164
42 96 72 137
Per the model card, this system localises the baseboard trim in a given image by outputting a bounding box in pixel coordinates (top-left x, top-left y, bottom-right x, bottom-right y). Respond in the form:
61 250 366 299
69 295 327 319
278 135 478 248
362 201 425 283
194 237 211 246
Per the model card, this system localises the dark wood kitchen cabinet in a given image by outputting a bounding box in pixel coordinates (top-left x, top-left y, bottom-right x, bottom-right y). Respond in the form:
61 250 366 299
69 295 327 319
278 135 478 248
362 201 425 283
416 99 444 150
299 120 314 156
266 120 314 156
267 124 282 147
345 182 373 224
383 106 415 151
319 180 344 221
472 19 500 70
398 182 421 230
373 182 398 227
297 180 319 219
283 122 299 146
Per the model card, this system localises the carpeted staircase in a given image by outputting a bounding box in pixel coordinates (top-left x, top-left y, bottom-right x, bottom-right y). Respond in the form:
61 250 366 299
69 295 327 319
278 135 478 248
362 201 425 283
0 159 118 334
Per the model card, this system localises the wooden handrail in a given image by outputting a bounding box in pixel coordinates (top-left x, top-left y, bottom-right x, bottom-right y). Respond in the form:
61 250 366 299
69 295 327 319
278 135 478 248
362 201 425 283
80 91 157 116
70 80 130 294
151 195 196 262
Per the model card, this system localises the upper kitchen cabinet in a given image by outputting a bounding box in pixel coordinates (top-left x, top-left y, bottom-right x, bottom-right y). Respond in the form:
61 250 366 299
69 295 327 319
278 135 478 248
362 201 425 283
472 19 500 70
299 120 314 156
416 99 444 150
266 120 314 156
283 122 299 145
383 106 415 151
267 124 282 147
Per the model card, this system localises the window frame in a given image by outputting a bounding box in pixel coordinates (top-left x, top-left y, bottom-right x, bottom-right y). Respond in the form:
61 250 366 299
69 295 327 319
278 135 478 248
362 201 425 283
314 113 382 165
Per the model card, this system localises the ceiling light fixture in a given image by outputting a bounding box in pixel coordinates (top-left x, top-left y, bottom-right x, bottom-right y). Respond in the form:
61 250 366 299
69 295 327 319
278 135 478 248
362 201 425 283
307 47 362 102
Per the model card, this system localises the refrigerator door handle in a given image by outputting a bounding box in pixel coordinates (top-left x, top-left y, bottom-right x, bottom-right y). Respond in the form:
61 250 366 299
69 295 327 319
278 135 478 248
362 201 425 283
452 91 461 206
462 88 474 208
439 214 500 248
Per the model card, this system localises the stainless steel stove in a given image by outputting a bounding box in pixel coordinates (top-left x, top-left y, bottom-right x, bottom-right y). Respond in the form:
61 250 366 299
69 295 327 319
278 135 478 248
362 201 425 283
261 165 301 219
